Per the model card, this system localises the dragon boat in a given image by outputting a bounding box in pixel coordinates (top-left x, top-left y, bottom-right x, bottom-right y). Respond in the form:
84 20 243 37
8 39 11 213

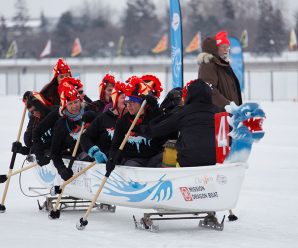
32 102 265 230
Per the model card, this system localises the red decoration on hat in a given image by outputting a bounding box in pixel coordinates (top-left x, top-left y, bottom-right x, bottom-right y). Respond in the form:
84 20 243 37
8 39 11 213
53 58 72 78
141 74 163 98
60 77 83 92
111 82 126 109
215 31 230 47
32 91 52 107
99 74 116 100
58 82 81 113
125 76 148 98
182 80 195 102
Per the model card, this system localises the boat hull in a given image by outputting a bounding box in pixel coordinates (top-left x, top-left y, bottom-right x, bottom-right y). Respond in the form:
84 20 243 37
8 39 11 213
34 161 247 212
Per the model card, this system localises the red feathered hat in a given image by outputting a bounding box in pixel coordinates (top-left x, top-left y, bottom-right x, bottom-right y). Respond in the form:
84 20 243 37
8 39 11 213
125 76 149 103
182 80 195 102
60 77 83 92
22 91 52 108
99 74 116 100
215 31 230 47
58 81 81 114
111 82 126 109
141 74 163 98
53 58 72 78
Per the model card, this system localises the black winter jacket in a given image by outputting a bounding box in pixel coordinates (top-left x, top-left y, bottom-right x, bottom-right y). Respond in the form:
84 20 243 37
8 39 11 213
80 109 119 155
50 116 83 171
109 105 166 161
32 106 59 154
143 79 217 167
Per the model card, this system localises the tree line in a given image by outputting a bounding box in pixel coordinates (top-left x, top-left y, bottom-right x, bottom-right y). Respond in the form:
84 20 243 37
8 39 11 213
0 0 296 58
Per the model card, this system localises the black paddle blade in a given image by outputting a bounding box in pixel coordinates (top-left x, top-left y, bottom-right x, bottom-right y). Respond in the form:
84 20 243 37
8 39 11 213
0 175 8 183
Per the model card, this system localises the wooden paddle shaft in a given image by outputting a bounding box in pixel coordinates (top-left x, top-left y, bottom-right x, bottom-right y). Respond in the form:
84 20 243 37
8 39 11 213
83 176 108 220
1 105 27 206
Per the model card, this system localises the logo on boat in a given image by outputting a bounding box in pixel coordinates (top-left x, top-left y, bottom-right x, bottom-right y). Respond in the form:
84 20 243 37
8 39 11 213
179 186 219 201
179 187 193 201
37 166 56 185
216 175 227 185
194 175 213 185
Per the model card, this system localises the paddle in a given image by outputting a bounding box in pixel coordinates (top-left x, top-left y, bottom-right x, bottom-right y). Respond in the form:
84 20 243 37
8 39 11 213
0 105 27 213
228 209 238 221
76 99 147 230
0 163 38 184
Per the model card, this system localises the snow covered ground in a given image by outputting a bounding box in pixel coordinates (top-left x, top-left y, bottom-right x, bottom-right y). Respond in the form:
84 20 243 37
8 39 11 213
0 96 297 248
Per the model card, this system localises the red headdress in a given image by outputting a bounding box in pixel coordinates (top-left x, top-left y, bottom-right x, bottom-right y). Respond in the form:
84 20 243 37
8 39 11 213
99 74 116 101
58 81 81 114
23 91 52 108
60 77 83 92
141 75 163 98
125 76 149 103
52 58 72 78
111 82 126 109
182 80 195 102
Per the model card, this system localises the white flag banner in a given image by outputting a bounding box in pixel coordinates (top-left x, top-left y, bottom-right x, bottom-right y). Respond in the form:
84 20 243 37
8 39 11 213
40 40 51 58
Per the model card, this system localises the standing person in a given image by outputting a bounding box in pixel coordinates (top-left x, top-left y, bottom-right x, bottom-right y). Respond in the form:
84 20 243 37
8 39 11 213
140 79 217 167
80 82 127 163
197 30 242 111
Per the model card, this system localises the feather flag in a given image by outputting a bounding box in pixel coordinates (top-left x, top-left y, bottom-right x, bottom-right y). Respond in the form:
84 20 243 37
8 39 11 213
289 29 297 51
240 30 248 48
71 38 82 57
40 39 51 58
170 0 183 88
185 32 201 53
6 40 18 59
151 34 168 54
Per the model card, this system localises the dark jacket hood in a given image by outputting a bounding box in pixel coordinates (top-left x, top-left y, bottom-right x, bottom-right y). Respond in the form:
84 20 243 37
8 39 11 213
185 79 212 105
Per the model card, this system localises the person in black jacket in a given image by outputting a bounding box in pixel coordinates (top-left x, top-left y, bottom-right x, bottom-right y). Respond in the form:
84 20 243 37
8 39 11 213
31 77 91 166
80 82 127 163
107 76 165 169
50 83 93 181
11 91 52 163
141 79 217 167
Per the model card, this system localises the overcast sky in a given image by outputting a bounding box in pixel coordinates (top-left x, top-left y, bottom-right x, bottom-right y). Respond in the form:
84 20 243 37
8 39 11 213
0 0 297 26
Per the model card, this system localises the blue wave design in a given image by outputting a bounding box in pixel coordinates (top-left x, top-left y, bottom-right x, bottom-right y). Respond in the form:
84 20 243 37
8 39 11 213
92 171 172 203
151 180 173 201
93 170 147 192
38 167 56 183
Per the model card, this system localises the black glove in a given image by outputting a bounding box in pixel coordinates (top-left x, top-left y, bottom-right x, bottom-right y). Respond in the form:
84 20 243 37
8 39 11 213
58 167 73 181
105 158 116 177
82 111 97 123
11 141 22 153
142 94 158 107
11 141 29 155
36 153 51 166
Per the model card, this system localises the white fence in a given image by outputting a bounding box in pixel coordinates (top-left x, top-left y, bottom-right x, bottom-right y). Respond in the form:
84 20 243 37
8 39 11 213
0 56 298 101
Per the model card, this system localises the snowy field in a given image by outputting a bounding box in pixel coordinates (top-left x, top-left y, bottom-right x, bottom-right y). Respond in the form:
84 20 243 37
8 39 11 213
0 96 297 248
